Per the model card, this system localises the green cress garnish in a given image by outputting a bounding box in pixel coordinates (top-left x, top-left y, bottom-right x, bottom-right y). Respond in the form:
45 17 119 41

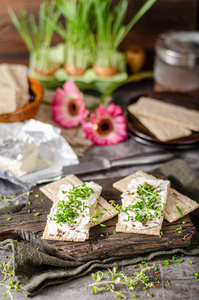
124 182 164 224
176 206 184 218
164 277 170 286
53 183 94 225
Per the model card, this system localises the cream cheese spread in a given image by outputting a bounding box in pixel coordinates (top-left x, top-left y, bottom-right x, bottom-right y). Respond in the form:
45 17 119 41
0 140 39 177
47 182 102 241
119 177 170 230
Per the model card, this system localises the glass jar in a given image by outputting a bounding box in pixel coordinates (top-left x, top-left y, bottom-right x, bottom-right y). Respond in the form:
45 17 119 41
154 31 199 94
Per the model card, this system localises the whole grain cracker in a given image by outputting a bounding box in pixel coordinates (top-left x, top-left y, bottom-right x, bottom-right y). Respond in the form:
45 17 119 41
115 177 170 236
42 223 88 242
40 174 119 228
113 171 199 223
128 97 199 131
135 115 192 142
42 181 102 242
0 87 17 114
0 64 21 110
9 64 29 109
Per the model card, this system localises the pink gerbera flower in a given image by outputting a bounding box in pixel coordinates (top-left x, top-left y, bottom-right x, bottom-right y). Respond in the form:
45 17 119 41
52 81 89 128
82 103 128 145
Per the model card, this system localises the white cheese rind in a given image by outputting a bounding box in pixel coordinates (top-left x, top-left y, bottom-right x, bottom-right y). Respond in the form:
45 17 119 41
118 177 170 230
46 182 102 241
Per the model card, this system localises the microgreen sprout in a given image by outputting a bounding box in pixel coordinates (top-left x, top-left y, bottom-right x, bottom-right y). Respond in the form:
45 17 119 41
90 209 106 228
0 256 20 299
7 1 60 73
163 260 169 266
0 191 32 207
93 0 156 69
89 264 154 299
176 259 183 264
55 0 94 70
176 206 184 218
34 212 41 217
164 277 170 286
109 200 122 212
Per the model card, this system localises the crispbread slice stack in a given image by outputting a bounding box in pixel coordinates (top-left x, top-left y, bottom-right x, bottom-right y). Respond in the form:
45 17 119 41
0 63 29 114
40 174 119 228
128 97 199 132
9 64 29 109
42 180 102 242
135 115 192 142
0 64 22 109
116 177 170 236
113 171 199 223
0 87 17 114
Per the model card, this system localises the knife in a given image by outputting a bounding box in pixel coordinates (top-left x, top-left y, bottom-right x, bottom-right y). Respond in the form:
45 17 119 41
19 151 174 186
61 150 174 176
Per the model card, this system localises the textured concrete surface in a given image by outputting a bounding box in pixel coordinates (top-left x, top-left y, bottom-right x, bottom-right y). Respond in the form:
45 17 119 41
0 133 199 300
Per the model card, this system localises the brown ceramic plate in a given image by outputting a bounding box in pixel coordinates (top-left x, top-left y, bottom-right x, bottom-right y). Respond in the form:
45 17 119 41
0 76 43 123
127 91 199 149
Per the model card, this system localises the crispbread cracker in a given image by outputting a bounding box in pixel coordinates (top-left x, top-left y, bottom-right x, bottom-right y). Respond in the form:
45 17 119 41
9 64 29 109
115 176 170 236
40 174 119 228
0 64 21 109
0 64 29 113
116 222 160 235
42 223 87 242
113 171 199 223
135 115 192 142
40 174 82 203
166 188 199 222
128 97 199 131
0 87 17 114
42 180 102 242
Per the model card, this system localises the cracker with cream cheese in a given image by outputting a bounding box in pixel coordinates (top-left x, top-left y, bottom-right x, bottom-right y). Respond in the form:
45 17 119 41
113 171 199 223
116 177 170 236
42 181 102 242
40 174 119 234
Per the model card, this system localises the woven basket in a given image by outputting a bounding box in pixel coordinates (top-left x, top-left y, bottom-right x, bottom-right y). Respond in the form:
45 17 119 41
0 76 43 122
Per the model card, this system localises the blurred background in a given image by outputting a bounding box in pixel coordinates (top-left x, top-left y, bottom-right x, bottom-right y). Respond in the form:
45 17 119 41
0 0 198 70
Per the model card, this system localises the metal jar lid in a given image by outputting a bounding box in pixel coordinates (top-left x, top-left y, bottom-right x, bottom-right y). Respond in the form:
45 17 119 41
155 31 199 68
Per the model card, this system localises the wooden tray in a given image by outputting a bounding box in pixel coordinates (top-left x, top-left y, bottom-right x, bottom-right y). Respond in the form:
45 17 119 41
0 177 197 262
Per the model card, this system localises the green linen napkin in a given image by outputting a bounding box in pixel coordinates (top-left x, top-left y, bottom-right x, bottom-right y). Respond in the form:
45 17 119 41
0 159 199 297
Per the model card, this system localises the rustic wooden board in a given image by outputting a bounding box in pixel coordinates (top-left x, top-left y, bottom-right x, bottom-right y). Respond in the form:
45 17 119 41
0 177 197 262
